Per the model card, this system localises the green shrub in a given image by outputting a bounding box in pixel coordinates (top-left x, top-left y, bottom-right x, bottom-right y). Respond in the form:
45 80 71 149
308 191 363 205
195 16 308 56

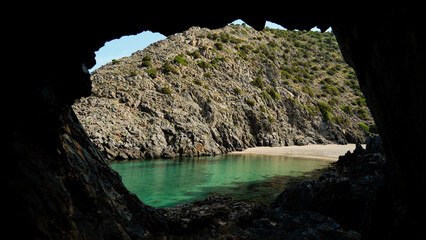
302 85 314 97
146 68 157 78
140 60 151 67
215 56 227 62
197 60 211 70
318 101 333 121
162 61 178 74
207 33 219 40
358 123 369 133
281 69 291 78
359 123 378 134
340 105 353 114
323 77 334 84
130 71 138 76
327 67 337 76
173 54 189 65
318 101 332 112
238 45 253 53
292 75 304 83
328 97 340 106
188 50 201 59
323 111 333 121
112 59 120 64
356 97 367 107
219 32 230 42
322 84 340 96
357 107 369 120
337 86 346 93
332 116 349 124
345 79 361 91
266 88 281 100
233 87 242 95
237 51 249 61
260 91 272 100
209 59 219 69
251 77 264 89
142 55 152 61
214 42 224 50
294 41 301 48
259 105 266 112
193 79 203 85
346 71 357 80
230 36 243 44
303 105 317 116
246 99 255 106
160 87 171 95
204 73 212 78
354 90 362 96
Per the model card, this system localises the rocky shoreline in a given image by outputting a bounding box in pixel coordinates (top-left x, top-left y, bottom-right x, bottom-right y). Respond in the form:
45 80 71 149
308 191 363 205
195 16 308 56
73 24 374 161
150 136 384 239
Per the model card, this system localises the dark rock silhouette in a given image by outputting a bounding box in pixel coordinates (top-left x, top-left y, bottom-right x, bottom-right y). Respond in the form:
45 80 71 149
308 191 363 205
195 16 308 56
5 3 425 239
274 136 386 232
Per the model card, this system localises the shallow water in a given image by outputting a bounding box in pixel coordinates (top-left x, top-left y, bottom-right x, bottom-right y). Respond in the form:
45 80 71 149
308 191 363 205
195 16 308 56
110 154 330 207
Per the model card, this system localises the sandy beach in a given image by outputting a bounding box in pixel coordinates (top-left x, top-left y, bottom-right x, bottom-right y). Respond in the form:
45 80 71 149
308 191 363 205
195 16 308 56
229 144 364 161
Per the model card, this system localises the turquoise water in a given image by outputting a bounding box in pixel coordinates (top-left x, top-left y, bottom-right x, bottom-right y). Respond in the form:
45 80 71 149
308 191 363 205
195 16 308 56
110 154 329 208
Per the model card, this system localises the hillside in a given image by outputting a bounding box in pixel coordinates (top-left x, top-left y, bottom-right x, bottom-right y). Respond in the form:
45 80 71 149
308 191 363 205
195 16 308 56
73 24 375 160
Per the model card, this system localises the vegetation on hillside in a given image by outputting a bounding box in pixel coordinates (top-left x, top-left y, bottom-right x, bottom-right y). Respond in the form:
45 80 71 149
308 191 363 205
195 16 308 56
129 25 373 128
74 24 375 160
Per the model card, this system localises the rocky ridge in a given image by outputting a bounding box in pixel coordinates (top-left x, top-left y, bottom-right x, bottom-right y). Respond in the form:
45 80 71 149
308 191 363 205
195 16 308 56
73 24 374 160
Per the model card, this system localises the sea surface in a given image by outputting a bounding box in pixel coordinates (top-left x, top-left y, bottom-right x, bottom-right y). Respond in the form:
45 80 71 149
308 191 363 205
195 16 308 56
110 154 330 207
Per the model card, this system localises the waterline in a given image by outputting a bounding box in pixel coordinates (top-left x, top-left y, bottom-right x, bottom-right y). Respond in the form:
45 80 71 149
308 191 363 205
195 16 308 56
110 154 330 207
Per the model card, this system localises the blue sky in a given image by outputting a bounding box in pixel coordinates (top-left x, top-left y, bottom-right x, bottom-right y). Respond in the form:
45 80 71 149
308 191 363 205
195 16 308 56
90 20 325 71
90 31 166 71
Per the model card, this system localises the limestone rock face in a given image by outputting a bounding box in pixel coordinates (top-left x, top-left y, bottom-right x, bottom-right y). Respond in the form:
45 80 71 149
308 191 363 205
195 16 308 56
73 25 373 160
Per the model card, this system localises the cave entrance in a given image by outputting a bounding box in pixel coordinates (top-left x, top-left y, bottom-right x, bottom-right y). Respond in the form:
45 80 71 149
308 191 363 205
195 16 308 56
89 30 167 72
72 19 377 208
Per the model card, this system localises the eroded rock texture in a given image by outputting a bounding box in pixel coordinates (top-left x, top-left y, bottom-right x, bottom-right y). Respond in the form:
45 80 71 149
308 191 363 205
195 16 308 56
73 25 372 160
6 104 167 239
5 3 425 239
333 8 426 238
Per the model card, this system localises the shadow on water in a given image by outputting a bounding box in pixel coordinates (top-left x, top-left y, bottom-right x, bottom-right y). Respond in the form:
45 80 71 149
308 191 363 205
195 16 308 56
197 167 329 206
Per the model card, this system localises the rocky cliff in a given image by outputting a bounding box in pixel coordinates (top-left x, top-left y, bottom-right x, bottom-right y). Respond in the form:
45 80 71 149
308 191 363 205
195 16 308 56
73 25 374 160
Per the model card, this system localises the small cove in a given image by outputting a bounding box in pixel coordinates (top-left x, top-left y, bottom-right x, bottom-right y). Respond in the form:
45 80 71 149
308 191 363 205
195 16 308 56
110 154 331 208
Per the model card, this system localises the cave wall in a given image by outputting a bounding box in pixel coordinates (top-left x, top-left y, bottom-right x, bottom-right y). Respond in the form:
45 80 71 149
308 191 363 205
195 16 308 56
5 3 425 239
332 4 426 237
